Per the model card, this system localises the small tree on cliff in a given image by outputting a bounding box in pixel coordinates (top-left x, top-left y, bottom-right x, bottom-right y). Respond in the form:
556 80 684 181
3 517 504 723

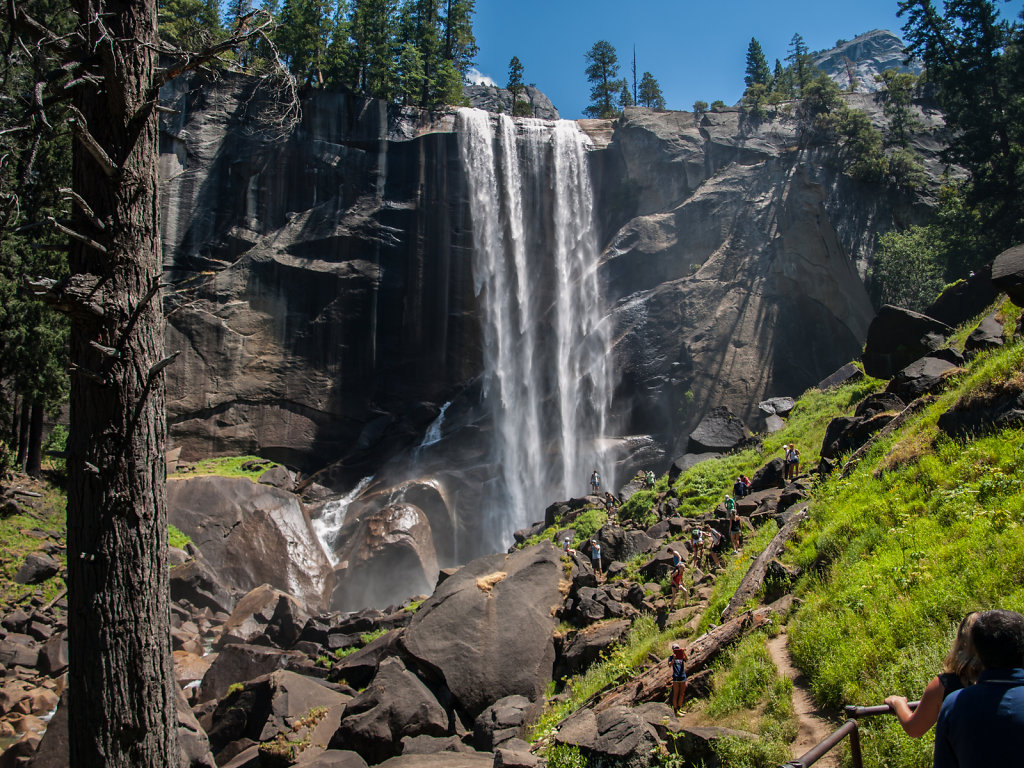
507 55 532 117
638 71 665 110
584 40 620 118
744 37 771 88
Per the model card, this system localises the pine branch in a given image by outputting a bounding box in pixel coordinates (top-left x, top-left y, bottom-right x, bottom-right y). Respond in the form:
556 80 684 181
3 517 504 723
47 215 107 254
66 104 120 177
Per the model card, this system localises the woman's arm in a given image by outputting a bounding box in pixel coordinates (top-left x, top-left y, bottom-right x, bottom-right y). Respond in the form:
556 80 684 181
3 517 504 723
885 675 945 738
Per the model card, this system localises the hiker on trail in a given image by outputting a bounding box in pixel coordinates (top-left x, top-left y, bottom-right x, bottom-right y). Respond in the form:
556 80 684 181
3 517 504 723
733 476 747 499
590 539 602 576
563 537 572 555
886 612 982 737
590 469 601 495
933 609 1024 768
725 495 740 552
703 523 724 569
669 642 688 713
603 492 617 513
740 475 752 495
690 526 705 566
646 469 655 488
784 444 800 481
669 561 687 609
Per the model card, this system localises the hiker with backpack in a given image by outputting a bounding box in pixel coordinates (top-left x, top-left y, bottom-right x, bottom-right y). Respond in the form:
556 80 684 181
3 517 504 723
669 642 688 713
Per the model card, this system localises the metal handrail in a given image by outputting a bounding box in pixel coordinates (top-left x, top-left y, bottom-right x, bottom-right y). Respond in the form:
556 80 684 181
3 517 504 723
782 719 862 768
779 700 918 768
846 700 919 718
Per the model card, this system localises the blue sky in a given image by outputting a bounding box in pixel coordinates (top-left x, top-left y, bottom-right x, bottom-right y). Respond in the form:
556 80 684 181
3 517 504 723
469 0 1024 119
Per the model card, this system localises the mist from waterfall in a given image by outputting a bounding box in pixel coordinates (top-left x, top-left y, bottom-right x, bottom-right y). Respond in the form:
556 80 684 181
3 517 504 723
457 108 613 549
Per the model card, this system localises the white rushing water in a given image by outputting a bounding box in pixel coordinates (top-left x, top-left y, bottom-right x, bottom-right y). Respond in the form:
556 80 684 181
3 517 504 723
312 475 374 565
457 108 613 546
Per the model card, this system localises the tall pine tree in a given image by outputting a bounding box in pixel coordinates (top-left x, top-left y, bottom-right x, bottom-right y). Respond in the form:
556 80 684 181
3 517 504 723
744 37 770 87
584 40 620 118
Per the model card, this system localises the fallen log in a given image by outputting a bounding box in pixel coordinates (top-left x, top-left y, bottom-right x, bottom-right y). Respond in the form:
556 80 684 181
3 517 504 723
720 504 808 622
591 596 794 711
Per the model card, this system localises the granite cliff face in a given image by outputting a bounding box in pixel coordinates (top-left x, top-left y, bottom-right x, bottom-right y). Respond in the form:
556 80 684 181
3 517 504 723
813 29 924 93
585 96 949 457
158 73 950 586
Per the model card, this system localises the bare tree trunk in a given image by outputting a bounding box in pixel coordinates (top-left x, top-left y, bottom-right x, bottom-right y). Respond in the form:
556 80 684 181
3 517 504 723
16 398 30 471
25 400 43 477
64 0 181 764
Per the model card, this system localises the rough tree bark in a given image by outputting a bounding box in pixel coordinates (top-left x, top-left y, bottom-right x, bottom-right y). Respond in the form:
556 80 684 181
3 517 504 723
63 0 181 763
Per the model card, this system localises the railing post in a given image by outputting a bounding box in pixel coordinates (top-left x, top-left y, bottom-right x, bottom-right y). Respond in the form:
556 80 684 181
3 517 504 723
849 721 863 768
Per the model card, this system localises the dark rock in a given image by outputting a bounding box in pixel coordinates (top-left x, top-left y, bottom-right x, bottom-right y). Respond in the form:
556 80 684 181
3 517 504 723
197 643 307 703
37 632 68 676
298 753 369 768
328 657 448 765
330 502 439 612
167 476 333 612
555 620 631 679
763 414 786 433
764 560 801 604
14 553 60 585
218 584 309 649
402 543 562 721
594 526 656 564
328 629 405 690
854 393 905 419
820 412 896 460
258 465 295 491
170 553 236 616
492 747 540 768
964 311 1005 357
861 305 951 379
512 522 546 544
928 347 966 366
924 265 996 327
992 243 1024 307
543 497 597 529
176 685 218 768
554 705 660 768
758 397 796 417
207 670 349 761
1 610 30 633
668 453 722 481
815 362 864 391
666 725 757 767
886 356 960 401
399 735 472 755
687 407 752 453
472 695 537 751
372 754 494 767
0 634 39 669
750 458 785 491
937 389 1024 437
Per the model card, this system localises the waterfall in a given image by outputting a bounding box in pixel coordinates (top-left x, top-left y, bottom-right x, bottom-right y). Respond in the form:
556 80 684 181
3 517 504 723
457 108 612 547
312 475 374 566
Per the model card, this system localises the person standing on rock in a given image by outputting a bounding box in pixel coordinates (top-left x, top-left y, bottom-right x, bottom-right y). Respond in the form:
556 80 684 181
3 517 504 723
669 561 687 609
590 539 602 577
733 476 747 499
725 496 740 552
690 527 705 567
590 469 601 495
703 523 724 569
669 642 688 713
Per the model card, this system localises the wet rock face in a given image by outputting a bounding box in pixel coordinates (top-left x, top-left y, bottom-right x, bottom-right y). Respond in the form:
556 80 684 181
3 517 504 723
330 502 439 612
166 476 334 612
160 76 479 475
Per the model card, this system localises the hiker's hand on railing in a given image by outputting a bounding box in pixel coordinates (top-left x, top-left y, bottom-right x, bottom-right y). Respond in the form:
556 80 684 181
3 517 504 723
844 700 919 718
